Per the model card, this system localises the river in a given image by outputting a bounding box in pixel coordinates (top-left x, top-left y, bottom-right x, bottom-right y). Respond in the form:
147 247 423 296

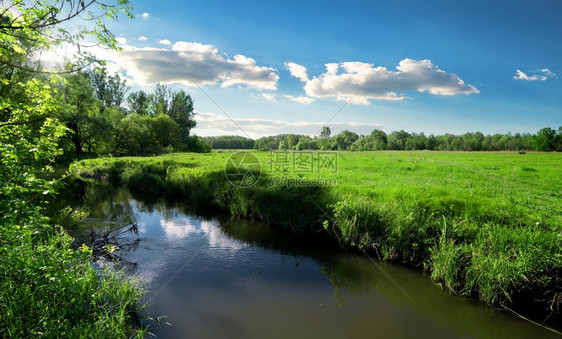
56 181 560 338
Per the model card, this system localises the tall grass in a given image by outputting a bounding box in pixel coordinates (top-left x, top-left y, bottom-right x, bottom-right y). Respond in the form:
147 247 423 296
71 150 562 318
0 221 145 337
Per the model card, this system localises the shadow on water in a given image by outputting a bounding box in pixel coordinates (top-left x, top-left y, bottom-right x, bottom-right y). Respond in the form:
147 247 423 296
55 180 562 339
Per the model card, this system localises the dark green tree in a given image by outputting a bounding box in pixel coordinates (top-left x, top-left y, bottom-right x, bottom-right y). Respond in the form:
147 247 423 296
371 129 388 150
127 90 150 116
555 127 562 152
114 113 152 155
149 114 181 151
331 130 359 150
204 135 255 149
387 130 410 150
319 126 331 150
150 83 171 115
58 72 105 155
89 67 129 112
533 127 556 151
168 89 197 145
350 136 374 151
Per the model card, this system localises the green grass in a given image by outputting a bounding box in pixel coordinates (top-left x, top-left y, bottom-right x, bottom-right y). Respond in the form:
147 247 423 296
71 150 562 318
0 221 145 338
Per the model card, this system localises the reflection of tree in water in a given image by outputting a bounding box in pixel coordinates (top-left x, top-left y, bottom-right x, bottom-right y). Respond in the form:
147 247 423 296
62 181 141 269
321 254 387 305
80 222 140 266
219 216 339 260
216 216 414 306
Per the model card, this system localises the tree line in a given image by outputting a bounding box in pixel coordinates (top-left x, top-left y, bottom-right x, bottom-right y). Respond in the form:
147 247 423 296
203 126 562 152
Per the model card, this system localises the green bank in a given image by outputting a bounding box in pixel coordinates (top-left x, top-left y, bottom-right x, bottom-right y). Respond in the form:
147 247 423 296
71 150 562 320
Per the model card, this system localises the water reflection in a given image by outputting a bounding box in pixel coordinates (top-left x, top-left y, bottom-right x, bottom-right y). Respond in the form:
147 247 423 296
61 181 561 339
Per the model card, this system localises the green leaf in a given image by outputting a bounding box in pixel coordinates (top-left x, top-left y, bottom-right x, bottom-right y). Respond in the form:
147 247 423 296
13 45 27 54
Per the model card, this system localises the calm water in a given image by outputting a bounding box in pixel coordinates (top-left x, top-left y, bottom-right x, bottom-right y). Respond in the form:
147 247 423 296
58 182 560 338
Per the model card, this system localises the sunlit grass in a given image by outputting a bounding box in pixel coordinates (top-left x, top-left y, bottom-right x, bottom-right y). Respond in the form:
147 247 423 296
0 223 145 338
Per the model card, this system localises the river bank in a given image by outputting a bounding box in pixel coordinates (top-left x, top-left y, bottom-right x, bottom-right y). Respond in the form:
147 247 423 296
70 150 562 324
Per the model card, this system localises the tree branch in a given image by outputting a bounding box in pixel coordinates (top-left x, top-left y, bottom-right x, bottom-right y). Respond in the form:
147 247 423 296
0 116 47 128
0 0 97 31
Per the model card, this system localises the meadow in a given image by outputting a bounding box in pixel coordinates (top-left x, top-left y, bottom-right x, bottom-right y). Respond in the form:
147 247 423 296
71 150 562 319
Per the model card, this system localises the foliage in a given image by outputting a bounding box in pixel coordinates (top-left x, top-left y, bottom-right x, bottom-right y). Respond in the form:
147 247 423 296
211 128 561 152
319 126 331 150
202 135 255 149
0 76 145 337
186 135 211 153
533 127 557 151
0 223 144 337
50 74 201 156
57 72 105 155
0 0 133 73
254 134 309 150
330 130 358 150
0 0 146 336
89 67 129 111
0 78 66 223
126 90 150 116
167 89 196 144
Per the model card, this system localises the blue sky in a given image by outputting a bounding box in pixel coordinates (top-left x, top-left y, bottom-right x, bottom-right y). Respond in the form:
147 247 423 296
98 0 561 138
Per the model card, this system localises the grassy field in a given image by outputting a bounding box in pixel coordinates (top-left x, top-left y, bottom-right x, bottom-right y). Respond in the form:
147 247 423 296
71 150 562 318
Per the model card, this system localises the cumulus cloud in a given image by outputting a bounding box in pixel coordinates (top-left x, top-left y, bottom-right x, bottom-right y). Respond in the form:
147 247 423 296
285 62 309 82
193 112 382 138
138 36 147 41
102 41 279 89
158 39 171 45
141 12 149 19
284 95 316 104
286 59 479 105
260 93 276 102
514 68 556 81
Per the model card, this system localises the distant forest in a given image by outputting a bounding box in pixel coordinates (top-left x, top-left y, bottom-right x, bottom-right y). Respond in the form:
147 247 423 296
202 126 562 152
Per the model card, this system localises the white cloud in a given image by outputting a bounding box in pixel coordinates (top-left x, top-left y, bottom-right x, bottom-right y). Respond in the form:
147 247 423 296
193 112 383 138
285 62 309 82
514 69 543 81
101 41 279 89
138 36 147 41
286 59 479 105
29 43 86 69
284 95 316 104
541 68 556 77
158 39 171 45
141 12 150 19
514 68 556 81
159 218 242 250
260 93 276 102
115 37 127 45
